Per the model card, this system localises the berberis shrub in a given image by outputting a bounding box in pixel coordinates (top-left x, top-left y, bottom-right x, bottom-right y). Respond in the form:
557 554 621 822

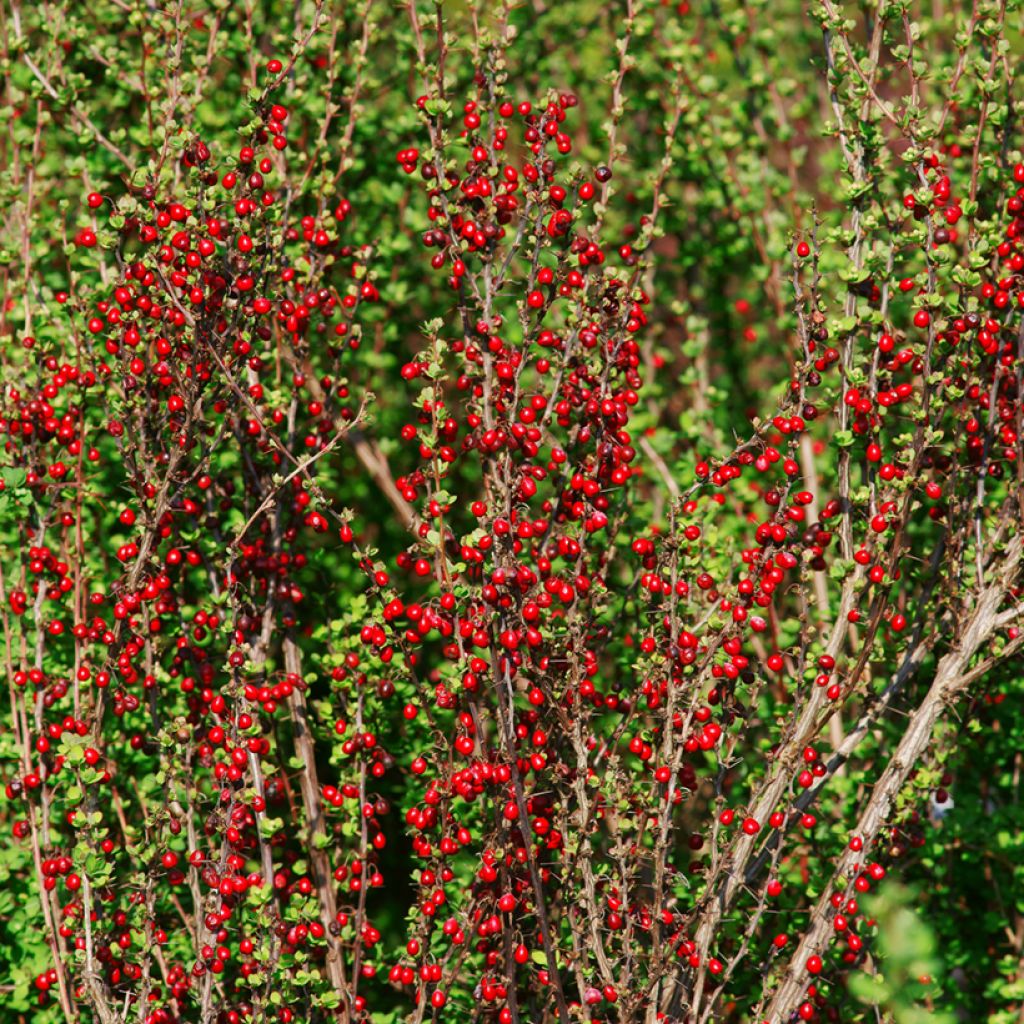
2 1 1023 1022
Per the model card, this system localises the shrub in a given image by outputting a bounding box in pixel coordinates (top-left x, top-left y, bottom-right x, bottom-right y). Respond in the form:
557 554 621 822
1 2 1023 1023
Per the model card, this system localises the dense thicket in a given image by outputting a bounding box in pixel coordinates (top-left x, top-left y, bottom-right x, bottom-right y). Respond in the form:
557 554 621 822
1 2 1023 1023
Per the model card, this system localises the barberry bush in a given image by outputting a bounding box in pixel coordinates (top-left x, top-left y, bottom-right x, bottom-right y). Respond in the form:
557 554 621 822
2 1 1024 1023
